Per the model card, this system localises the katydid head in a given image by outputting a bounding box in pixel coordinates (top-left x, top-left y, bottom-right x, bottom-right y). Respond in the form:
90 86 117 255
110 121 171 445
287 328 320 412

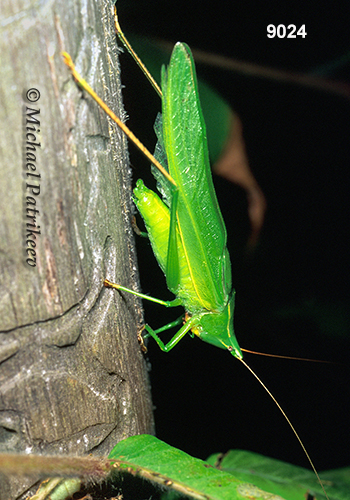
195 294 243 359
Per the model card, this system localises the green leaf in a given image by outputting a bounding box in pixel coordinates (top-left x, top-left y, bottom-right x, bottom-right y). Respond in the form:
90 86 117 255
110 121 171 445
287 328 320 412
319 466 350 500
108 434 287 499
18 436 349 500
29 478 81 500
125 34 232 165
206 450 346 500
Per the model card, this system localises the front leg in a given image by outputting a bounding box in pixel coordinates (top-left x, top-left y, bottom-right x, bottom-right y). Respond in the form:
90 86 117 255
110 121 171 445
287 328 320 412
143 315 199 352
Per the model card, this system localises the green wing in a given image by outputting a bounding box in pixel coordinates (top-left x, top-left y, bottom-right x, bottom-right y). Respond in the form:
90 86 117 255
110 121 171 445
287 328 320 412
161 43 232 312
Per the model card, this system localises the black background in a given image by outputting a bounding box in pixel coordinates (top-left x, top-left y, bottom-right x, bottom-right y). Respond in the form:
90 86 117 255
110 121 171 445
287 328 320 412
116 0 350 472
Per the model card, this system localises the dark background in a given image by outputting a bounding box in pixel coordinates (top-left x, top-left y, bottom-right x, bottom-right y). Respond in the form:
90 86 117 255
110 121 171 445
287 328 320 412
116 0 350 472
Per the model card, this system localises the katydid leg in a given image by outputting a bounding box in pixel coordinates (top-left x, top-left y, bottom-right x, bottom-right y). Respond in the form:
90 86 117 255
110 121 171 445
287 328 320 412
104 279 182 307
153 315 184 334
131 216 149 238
143 315 199 352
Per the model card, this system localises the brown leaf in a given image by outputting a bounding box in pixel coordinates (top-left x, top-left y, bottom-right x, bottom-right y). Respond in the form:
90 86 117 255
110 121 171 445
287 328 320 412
213 113 267 248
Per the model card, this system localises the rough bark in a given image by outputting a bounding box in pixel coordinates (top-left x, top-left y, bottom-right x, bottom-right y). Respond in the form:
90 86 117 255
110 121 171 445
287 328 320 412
0 0 154 498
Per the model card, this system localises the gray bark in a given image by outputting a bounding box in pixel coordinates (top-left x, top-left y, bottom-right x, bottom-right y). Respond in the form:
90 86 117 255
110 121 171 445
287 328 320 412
0 0 154 498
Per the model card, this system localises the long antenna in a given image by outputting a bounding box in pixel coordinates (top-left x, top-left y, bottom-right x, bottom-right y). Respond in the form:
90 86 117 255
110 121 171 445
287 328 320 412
241 348 333 363
239 358 329 500
64 16 330 499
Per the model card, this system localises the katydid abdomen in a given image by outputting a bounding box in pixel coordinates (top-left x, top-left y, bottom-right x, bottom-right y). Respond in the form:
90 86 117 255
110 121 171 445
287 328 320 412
63 28 331 498
134 177 242 357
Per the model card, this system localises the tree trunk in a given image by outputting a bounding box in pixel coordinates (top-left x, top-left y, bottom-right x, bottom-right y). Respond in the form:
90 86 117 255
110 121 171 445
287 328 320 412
0 0 154 498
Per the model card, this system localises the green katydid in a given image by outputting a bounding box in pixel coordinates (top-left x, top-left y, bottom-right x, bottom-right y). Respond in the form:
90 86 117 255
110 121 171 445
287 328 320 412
63 15 329 498
108 40 242 359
